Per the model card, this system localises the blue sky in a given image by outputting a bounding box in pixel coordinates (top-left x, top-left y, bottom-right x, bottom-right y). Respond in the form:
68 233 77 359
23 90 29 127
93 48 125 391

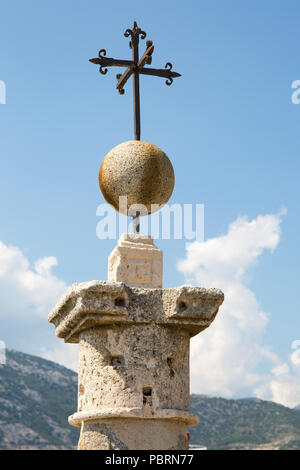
0 0 300 404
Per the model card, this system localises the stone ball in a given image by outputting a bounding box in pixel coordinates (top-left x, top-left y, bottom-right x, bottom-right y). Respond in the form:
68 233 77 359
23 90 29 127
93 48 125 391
99 141 175 216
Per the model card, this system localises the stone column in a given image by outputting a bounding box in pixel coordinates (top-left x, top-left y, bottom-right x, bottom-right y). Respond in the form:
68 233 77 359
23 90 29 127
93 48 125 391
48 235 224 450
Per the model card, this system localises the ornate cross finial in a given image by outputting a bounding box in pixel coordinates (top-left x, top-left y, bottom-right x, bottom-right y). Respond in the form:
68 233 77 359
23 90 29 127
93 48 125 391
89 21 181 141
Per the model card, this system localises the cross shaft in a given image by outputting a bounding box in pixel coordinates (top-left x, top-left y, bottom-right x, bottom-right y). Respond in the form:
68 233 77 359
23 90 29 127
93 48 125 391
89 21 181 141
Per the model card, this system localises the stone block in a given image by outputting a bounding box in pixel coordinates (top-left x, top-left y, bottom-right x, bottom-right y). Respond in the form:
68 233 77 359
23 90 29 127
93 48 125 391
108 234 162 288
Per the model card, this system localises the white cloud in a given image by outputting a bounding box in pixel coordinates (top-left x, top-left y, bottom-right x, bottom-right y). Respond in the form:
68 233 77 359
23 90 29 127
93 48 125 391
254 359 300 408
272 363 290 377
178 210 300 408
0 241 66 317
0 240 77 369
41 342 78 372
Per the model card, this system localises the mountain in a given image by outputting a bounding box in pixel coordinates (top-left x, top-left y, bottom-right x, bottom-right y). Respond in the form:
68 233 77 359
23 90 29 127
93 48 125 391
0 350 300 450
0 349 79 449
190 394 300 450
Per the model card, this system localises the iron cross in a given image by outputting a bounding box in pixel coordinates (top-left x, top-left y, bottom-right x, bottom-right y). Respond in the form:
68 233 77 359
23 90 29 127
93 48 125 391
89 21 181 141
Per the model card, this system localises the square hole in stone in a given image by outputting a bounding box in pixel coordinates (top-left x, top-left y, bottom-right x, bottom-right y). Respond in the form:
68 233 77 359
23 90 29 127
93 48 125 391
143 387 152 406
111 355 125 368
114 297 125 307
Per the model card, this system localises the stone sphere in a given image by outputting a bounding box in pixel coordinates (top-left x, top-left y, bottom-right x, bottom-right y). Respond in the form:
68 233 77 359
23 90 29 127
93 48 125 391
99 141 175 216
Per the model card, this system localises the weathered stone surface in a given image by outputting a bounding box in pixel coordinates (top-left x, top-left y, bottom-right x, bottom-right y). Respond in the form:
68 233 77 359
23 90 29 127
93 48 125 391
77 419 189 450
76 325 190 412
48 279 224 450
108 234 162 288
99 140 175 215
48 281 224 343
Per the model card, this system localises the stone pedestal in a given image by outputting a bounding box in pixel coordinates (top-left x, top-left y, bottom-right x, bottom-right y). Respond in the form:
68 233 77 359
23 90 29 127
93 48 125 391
48 235 224 450
108 234 162 288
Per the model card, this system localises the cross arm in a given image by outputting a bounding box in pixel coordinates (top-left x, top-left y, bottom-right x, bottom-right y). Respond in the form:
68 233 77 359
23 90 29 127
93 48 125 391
116 66 135 94
89 49 134 75
89 57 134 67
139 64 181 85
137 41 154 68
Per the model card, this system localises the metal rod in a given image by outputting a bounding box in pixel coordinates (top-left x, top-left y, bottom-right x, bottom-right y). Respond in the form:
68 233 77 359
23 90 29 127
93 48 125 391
132 211 140 233
132 27 141 141
133 69 141 140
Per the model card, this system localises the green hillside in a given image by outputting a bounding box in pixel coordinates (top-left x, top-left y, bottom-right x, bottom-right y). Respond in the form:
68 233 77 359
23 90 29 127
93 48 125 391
0 349 299 449
190 394 300 449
